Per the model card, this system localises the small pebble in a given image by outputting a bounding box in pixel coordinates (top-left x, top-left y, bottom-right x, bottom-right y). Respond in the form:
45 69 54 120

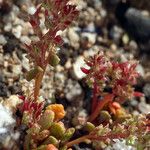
20 35 31 44
4 23 12 32
138 99 150 113
81 32 96 47
27 6 36 15
4 95 22 111
72 56 87 80
67 28 80 49
0 35 7 45
12 65 22 76
143 83 150 97
12 25 22 38
136 64 145 77
105 139 136 150
0 103 15 128
64 79 83 102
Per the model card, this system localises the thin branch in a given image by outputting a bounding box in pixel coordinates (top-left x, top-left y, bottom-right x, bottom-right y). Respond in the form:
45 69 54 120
88 94 114 122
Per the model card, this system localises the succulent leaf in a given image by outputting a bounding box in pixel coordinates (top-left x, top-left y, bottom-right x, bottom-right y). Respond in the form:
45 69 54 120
61 128 75 142
83 122 95 132
38 110 55 130
50 122 66 139
42 136 59 147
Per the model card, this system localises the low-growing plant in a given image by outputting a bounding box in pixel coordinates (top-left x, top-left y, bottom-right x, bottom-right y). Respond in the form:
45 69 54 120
81 51 143 122
15 0 149 150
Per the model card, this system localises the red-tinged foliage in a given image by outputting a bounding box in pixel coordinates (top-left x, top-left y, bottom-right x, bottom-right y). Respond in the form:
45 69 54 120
19 95 44 124
88 94 114 122
25 0 79 69
118 62 139 85
133 91 144 97
82 52 143 118
54 35 63 45
81 67 90 74
81 52 108 88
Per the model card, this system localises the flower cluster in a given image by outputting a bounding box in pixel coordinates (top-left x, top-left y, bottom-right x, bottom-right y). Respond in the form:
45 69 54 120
110 61 141 102
24 0 79 101
23 103 75 150
81 52 142 102
81 52 108 89
26 0 79 68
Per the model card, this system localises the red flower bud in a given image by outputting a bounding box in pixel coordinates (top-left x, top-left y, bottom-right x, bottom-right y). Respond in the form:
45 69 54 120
81 67 90 74
30 19 37 27
133 92 144 97
54 35 63 45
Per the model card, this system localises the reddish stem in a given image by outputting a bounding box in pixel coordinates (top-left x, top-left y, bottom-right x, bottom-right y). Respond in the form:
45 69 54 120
65 131 130 148
92 80 98 113
34 72 44 101
34 44 54 101
88 94 114 122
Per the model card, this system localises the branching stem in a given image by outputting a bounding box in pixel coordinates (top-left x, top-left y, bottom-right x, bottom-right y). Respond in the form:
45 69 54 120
65 131 130 148
92 80 98 113
88 94 114 122
34 44 55 101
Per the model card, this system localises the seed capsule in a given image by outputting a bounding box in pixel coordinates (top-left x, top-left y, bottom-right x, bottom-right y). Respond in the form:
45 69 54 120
49 53 60 67
83 122 95 132
26 66 43 81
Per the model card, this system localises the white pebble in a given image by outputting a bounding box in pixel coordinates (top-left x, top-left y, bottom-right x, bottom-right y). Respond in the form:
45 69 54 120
72 56 88 80
12 25 22 38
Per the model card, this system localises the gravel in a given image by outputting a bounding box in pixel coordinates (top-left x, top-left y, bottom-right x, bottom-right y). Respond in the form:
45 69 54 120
0 0 149 149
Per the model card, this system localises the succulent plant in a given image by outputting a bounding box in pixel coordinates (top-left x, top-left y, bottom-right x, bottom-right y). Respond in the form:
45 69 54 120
13 0 150 150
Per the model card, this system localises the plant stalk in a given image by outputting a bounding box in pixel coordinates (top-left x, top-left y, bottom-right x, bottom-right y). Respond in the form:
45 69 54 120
65 135 93 148
88 94 114 122
65 131 130 148
92 80 98 113
34 72 44 101
34 44 55 101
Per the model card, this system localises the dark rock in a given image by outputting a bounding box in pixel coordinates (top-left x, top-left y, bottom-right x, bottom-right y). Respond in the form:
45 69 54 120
0 74 5 83
0 81 8 97
79 80 92 113
143 83 150 98
115 0 150 53
3 32 20 54
73 144 93 150
102 0 120 11
0 75 8 97
0 0 12 16
130 0 150 10
108 25 123 44
8 83 22 95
